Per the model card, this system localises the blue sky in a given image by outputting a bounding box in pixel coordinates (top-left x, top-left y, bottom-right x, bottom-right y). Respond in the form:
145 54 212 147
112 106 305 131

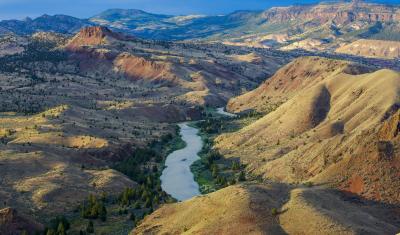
0 0 398 20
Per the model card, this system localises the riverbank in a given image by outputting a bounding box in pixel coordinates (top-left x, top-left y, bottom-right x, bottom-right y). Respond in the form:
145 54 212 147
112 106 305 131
159 107 257 201
189 108 252 194
65 129 185 234
190 107 268 195
190 118 246 194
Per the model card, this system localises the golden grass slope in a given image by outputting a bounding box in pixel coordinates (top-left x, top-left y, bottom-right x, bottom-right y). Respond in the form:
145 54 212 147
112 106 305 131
133 183 399 235
227 57 372 114
133 184 288 235
217 57 400 204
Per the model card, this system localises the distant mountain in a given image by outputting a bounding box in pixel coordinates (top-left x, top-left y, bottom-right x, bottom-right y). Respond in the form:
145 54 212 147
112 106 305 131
90 9 171 26
0 1 399 44
214 1 400 48
0 14 92 35
89 9 261 40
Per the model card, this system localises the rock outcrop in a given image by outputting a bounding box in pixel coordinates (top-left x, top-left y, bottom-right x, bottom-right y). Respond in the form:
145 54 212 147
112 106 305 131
66 26 132 49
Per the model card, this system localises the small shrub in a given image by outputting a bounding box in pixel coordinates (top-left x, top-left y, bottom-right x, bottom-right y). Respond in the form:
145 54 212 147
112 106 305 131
304 181 314 187
271 208 279 216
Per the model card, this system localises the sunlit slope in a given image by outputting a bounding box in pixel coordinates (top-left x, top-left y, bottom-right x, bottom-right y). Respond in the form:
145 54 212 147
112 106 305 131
336 39 400 59
217 57 400 204
227 57 372 114
133 183 399 235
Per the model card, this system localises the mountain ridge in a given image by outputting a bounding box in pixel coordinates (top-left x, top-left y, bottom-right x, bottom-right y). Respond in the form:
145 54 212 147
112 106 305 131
1 1 399 44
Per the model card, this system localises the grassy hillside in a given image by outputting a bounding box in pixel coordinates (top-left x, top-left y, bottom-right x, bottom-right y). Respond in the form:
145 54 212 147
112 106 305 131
133 183 399 234
217 56 400 205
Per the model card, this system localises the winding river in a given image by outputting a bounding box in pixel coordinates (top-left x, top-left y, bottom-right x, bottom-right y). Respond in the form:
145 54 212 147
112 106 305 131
160 108 236 201
160 123 202 201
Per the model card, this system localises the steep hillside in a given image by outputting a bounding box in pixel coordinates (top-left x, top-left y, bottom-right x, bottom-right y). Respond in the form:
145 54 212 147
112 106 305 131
336 39 400 59
217 57 400 204
227 57 372 113
133 183 399 235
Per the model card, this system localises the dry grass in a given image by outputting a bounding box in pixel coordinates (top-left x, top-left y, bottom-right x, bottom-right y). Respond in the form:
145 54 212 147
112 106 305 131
133 183 399 235
217 57 400 204
133 183 288 235
0 104 167 217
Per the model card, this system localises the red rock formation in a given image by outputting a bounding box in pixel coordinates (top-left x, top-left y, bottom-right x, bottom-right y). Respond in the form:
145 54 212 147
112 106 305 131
66 26 132 50
113 53 176 82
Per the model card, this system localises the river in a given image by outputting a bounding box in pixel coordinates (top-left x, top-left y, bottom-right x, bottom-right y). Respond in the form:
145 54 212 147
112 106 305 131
160 108 236 201
216 107 237 117
160 123 202 201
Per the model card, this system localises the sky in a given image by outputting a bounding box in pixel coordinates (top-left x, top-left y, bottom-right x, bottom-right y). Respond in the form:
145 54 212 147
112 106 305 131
0 0 398 20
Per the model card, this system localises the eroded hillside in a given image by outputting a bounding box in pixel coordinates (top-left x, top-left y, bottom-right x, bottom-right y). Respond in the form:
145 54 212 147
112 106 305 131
217 56 400 205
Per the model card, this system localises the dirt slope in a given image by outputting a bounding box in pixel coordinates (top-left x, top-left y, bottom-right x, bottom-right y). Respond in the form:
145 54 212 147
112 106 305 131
217 57 400 204
0 208 44 234
133 183 399 235
336 39 400 59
